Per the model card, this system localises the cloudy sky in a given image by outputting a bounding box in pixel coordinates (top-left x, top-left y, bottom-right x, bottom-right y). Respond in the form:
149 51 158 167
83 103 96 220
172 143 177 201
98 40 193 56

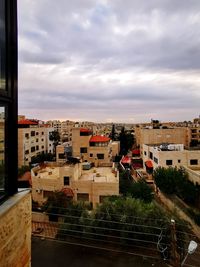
18 0 200 123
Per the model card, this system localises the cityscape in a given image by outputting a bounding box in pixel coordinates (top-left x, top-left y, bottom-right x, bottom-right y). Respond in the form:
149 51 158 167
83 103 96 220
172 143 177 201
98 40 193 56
1 1 200 267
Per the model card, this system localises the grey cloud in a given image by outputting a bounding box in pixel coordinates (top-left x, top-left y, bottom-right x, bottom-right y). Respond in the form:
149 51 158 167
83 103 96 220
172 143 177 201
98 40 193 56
18 0 200 122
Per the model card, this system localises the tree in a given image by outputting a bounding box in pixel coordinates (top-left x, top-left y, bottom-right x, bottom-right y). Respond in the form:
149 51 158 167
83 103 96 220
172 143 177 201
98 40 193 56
129 180 153 203
110 124 117 141
18 165 31 178
30 152 54 164
119 171 153 203
154 167 199 206
119 127 134 155
49 130 60 154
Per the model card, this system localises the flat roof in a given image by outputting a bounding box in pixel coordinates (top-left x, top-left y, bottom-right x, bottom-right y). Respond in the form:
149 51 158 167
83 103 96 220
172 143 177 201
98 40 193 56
36 167 59 179
81 167 118 183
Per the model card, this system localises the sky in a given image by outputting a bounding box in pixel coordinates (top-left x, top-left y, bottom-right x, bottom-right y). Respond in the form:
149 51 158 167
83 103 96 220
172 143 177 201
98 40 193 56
18 0 200 123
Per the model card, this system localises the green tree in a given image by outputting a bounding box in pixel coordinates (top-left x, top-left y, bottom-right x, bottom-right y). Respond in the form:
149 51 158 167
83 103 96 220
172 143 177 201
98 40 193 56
30 152 54 164
49 130 60 154
154 167 199 206
18 165 31 178
119 127 133 155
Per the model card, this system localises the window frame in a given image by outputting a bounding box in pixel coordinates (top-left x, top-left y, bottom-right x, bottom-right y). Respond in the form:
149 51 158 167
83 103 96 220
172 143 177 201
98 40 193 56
0 0 18 202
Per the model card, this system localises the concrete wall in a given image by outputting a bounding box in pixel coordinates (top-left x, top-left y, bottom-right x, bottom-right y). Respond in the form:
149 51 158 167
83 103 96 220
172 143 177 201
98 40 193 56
71 179 119 207
0 191 31 267
136 127 188 149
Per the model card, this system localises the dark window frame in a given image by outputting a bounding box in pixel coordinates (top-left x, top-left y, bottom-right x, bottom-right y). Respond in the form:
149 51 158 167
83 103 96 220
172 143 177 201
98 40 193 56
0 0 18 202
166 160 173 166
97 153 104 159
64 176 70 186
190 159 198 165
80 147 87 153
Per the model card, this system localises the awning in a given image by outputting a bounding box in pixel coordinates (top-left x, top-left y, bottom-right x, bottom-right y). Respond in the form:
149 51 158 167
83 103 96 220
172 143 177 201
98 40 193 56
145 160 153 168
61 187 74 197
121 156 131 164
132 149 140 155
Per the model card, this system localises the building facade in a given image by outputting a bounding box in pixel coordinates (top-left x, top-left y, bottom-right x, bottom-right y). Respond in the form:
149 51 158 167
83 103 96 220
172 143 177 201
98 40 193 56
18 119 54 167
31 162 119 207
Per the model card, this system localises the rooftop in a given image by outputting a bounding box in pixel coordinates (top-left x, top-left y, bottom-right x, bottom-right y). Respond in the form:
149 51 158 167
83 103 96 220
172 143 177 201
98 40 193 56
18 119 38 125
90 135 110 143
80 167 118 183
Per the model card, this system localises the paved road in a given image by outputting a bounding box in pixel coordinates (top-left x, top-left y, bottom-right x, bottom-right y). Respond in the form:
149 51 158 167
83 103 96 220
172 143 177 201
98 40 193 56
32 237 168 267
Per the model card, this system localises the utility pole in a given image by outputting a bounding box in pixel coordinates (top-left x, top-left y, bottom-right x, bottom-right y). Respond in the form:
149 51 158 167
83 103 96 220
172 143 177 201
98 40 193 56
170 219 180 267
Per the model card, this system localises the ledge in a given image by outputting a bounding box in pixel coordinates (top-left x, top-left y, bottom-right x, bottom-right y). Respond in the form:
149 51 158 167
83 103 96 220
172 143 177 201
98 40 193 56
0 189 31 218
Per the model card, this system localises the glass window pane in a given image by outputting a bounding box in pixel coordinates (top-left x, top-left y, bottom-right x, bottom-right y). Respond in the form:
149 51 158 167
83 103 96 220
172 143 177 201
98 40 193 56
0 0 6 90
0 106 5 198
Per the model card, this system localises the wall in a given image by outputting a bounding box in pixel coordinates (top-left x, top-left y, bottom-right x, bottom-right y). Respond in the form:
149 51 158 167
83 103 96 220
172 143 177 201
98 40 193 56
136 127 188 149
0 190 31 267
143 145 200 169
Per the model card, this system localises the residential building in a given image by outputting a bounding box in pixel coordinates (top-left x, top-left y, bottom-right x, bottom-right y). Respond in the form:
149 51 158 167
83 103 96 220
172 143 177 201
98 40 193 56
142 143 200 169
72 127 120 167
18 119 54 167
135 126 188 150
31 162 119 207
46 120 62 135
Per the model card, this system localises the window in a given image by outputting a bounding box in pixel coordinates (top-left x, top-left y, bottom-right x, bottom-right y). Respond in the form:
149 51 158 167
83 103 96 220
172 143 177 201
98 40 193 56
41 132 44 135
80 147 87 153
166 160 173 166
77 193 89 202
149 152 153 160
36 138 38 142
25 133 29 138
154 157 158 164
144 151 147 156
0 0 18 201
178 159 181 163
190 159 198 165
31 131 35 137
90 153 93 157
36 145 39 151
58 153 65 159
97 153 104 159
31 147 35 153
41 145 44 149
64 176 70 186
36 132 39 135
25 150 29 155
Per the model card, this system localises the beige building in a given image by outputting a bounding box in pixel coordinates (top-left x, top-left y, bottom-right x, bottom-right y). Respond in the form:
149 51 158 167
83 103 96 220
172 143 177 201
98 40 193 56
31 162 119 207
18 119 54 167
72 127 120 167
143 143 200 169
135 126 188 150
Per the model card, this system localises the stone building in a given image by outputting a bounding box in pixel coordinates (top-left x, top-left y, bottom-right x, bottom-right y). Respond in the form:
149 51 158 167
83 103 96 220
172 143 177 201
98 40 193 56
31 162 119 207
18 119 54 167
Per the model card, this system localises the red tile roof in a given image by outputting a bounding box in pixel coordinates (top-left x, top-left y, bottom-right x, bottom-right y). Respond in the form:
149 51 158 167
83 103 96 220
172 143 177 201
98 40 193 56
132 149 140 155
145 160 153 168
80 128 91 133
90 136 110 143
121 156 131 164
18 119 38 125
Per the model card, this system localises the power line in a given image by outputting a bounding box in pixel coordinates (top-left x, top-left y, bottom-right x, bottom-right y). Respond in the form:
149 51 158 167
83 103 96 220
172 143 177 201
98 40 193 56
44 211 165 230
57 220 161 237
45 205 168 222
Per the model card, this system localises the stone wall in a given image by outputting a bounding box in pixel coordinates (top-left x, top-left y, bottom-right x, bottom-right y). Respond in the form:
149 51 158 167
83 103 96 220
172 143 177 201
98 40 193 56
0 190 31 267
